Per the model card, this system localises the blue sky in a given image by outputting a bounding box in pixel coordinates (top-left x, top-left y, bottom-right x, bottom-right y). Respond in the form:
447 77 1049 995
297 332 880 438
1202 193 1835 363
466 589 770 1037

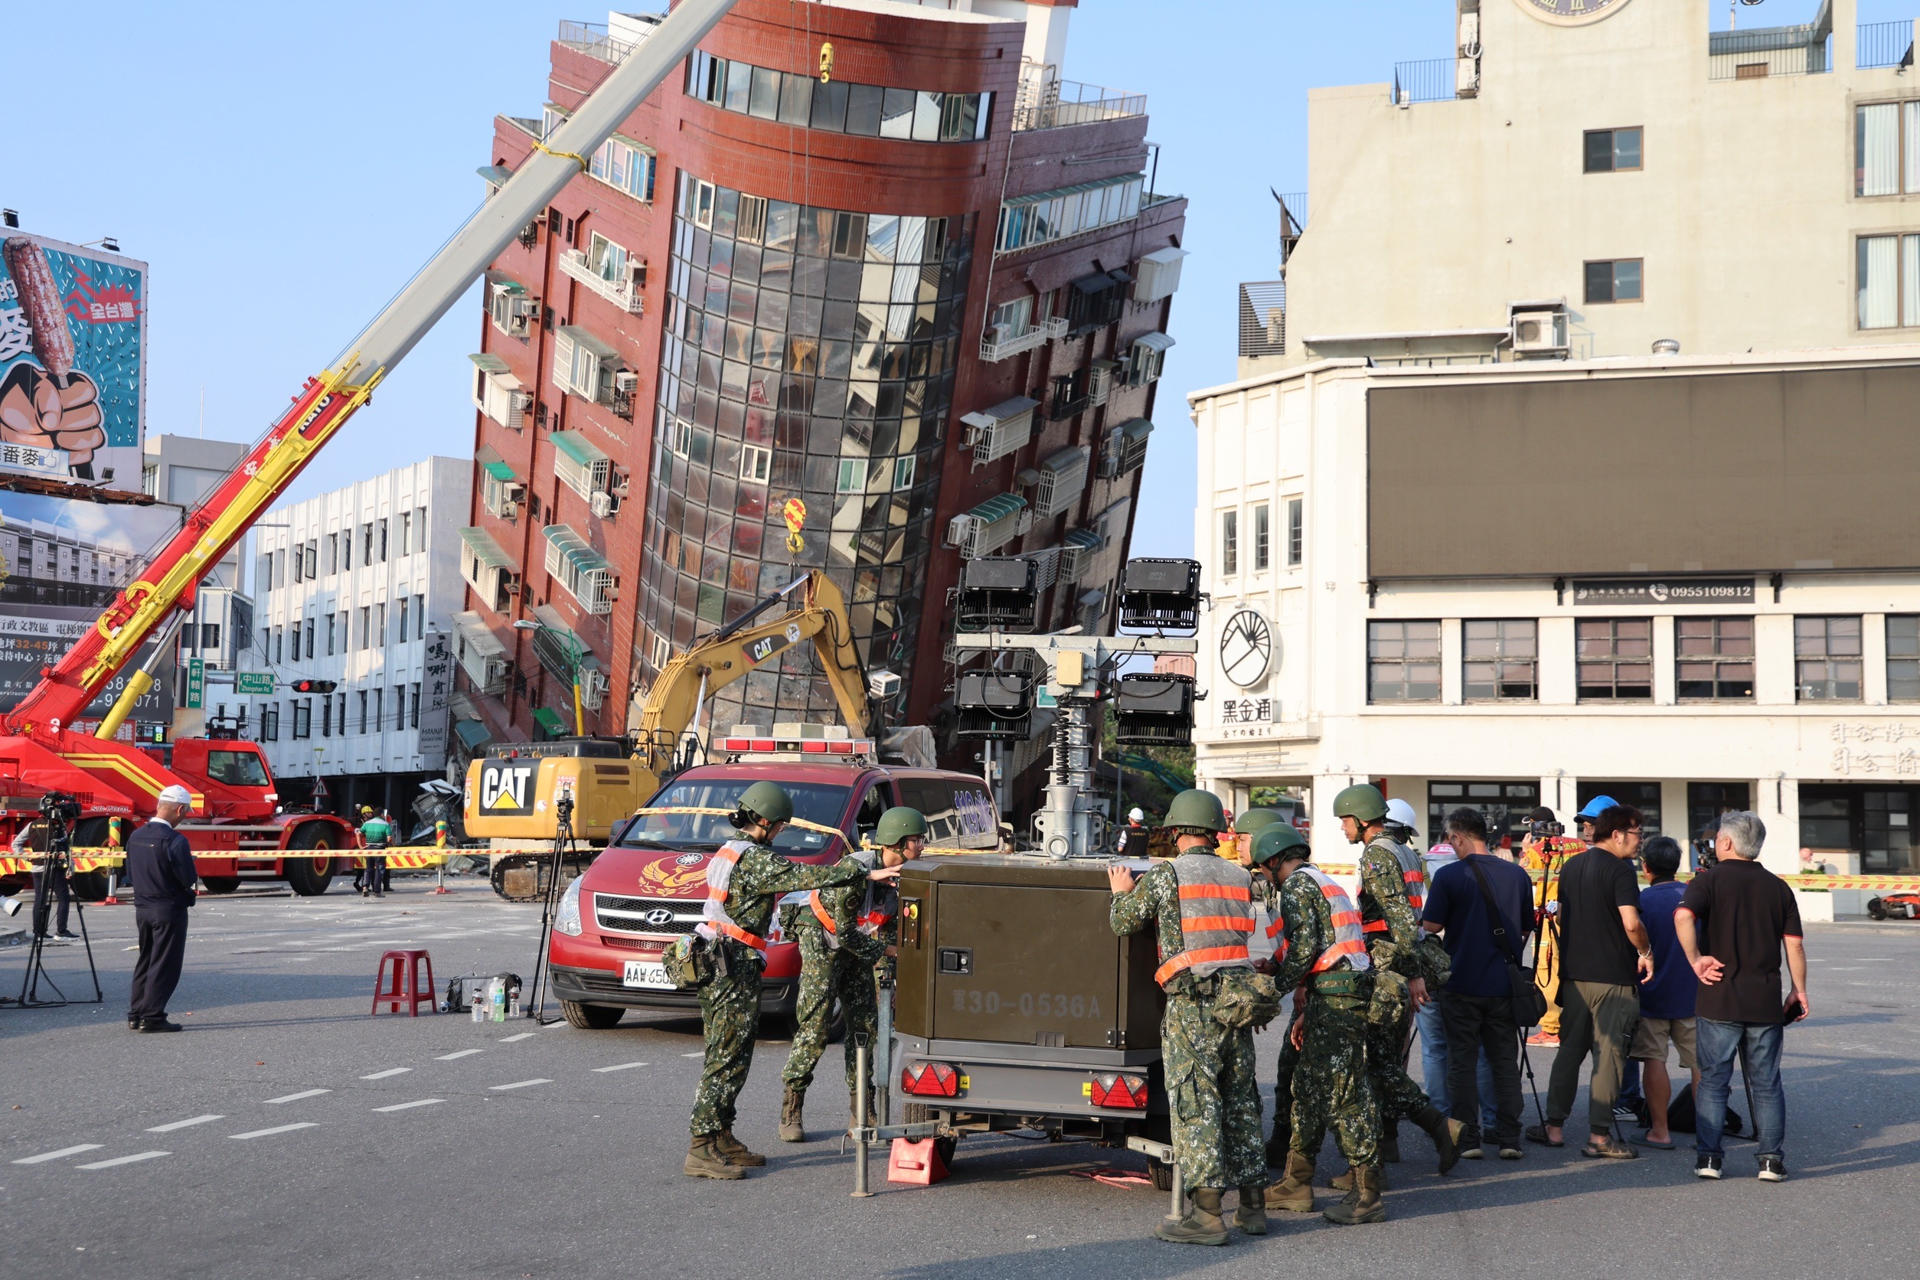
7 0 1904 561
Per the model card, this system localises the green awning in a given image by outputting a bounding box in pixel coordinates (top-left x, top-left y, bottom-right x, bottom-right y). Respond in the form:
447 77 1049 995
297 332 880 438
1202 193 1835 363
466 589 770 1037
1064 528 1104 550
459 526 513 569
551 430 609 468
1115 417 1154 445
557 324 618 361
541 523 611 574
468 352 510 374
477 164 513 186
483 269 526 295
476 442 515 483
453 718 492 753
533 707 568 738
1133 331 1175 353
967 493 1028 524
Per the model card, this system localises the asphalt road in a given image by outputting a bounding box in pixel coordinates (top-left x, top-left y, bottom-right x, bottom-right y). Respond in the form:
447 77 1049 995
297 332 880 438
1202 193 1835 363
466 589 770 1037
3 878 1916 1280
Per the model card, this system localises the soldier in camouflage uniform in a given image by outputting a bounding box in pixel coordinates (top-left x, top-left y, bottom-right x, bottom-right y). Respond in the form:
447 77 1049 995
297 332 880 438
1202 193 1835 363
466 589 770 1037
1231 808 1306 1166
1252 822 1384 1224
1336 784 1465 1181
777 806 927 1142
1109 789 1266 1246
684 781 904 1180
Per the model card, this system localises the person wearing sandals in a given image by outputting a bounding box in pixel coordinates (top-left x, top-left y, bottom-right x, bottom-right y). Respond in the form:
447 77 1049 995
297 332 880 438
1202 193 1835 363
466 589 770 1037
1527 804 1653 1160
1629 836 1699 1151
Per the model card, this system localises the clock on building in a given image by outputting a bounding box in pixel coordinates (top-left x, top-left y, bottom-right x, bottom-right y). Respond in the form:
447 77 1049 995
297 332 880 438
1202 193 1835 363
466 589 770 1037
1515 0 1632 25
1220 609 1274 688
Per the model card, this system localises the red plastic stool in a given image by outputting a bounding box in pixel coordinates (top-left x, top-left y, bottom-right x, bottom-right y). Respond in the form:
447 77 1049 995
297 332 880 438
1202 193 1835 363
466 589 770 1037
371 949 437 1016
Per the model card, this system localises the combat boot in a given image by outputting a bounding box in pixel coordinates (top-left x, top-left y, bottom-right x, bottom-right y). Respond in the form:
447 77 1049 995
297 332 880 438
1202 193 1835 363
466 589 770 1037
684 1135 746 1180
713 1129 766 1167
1154 1187 1230 1246
1330 1163 1390 1192
1411 1103 1466 1174
779 1087 806 1143
1234 1184 1268 1236
1322 1163 1386 1226
1268 1150 1316 1212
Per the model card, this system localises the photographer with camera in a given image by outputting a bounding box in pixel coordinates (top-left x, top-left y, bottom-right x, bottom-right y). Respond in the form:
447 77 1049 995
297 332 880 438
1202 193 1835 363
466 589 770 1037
1519 804 1589 1047
126 785 199 1033
14 816 77 943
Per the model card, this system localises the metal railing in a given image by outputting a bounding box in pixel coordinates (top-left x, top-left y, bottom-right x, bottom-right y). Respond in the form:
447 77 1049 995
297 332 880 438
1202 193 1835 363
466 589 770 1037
558 18 641 65
1707 27 1832 80
1238 282 1287 360
1859 19 1917 70
1391 58 1458 105
979 315 1067 363
1012 66 1146 131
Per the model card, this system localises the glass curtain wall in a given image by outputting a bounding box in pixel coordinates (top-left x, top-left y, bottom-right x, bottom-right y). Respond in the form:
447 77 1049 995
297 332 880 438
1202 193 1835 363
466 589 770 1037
639 172 974 725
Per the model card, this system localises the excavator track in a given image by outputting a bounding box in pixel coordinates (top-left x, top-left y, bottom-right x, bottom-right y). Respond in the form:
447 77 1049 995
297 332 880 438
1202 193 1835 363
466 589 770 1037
489 849 600 902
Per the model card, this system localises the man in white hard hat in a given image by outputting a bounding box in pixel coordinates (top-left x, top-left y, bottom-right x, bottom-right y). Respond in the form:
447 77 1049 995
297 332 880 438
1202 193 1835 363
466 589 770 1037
126 784 199 1032
1117 806 1149 857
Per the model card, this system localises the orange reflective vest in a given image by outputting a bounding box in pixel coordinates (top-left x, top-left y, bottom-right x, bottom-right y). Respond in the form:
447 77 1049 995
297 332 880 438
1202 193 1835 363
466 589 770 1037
1292 865 1373 974
698 841 769 951
1152 854 1256 987
808 887 891 950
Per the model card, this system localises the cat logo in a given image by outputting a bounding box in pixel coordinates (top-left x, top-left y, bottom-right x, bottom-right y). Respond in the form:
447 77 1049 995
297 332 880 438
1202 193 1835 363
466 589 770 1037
745 623 805 666
479 761 537 815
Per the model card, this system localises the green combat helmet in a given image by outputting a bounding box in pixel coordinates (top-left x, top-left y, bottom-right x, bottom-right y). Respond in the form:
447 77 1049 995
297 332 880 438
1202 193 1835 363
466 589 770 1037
1250 823 1309 866
1235 807 1285 837
1163 789 1228 834
1332 783 1388 823
874 806 930 847
736 780 795 826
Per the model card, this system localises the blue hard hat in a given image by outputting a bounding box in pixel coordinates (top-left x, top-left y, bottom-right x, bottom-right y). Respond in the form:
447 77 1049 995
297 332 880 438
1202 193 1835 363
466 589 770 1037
1577 795 1620 821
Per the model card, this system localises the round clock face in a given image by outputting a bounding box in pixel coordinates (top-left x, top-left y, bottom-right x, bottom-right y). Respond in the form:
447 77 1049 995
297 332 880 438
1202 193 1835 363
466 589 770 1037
1517 0 1632 25
1220 609 1274 688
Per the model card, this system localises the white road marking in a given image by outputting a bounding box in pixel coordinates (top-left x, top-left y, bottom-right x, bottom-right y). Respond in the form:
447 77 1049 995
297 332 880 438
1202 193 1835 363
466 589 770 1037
13 1144 103 1164
230 1123 319 1140
77 1150 170 1170
263 1089 330 1105
592 1061 650 1073
360 1068 412 1080
499 1032 536 1043
435 1049 484 1060
147 1114 224 1133
373 1099 446 1113
489 1079 552 1091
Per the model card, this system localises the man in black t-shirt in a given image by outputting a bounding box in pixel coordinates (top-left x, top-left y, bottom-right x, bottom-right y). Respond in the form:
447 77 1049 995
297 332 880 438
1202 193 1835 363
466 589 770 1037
1533 805 1653 1158
1676 811 1806 1183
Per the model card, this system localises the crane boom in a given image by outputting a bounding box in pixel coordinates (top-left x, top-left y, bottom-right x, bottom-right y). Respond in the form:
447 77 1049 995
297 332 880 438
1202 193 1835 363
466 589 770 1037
1 0 739 741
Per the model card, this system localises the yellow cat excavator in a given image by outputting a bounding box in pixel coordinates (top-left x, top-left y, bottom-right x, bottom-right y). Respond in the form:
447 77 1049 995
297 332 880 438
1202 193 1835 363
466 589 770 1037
465 571 871 898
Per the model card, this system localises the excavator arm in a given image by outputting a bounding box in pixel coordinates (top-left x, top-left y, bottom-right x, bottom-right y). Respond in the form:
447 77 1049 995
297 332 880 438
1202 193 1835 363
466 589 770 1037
632 571 869 775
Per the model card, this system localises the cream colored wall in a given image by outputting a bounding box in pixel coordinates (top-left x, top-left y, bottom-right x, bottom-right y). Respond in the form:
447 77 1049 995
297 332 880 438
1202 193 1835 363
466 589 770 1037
1285 0 1920 361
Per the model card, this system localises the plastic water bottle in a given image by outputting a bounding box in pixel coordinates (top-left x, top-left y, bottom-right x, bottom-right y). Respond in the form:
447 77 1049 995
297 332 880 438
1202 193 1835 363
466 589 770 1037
491 979 506 1023
508 988 521 1019
471 983 485 1023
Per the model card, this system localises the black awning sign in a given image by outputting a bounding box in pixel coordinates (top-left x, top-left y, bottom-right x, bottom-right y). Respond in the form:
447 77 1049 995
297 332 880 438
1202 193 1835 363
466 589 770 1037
1571 578 1754 605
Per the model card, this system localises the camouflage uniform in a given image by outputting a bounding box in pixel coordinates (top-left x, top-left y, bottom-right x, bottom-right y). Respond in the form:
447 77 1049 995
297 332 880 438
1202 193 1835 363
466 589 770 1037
1357 838 1435 1126
779 855 891 1097
1250 873 1302 1156
1109 860 1265 1191
1269 868 1378 1168
690 844 870 1138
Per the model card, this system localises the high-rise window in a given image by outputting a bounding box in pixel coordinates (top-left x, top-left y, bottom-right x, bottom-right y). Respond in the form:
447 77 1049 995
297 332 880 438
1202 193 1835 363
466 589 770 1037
1796 615 1863 701
1462 620 1538 702
1368 620 1441 703
1855 100 1920 197
1857 233 1919 329
1675 617 1755 701
1251 503 1270 573
1577 618 1653 701
1583 126 1643 173
1889 615 1920 702
1220 510 1238 576
1584 259 1643 304
1286 497 1303 566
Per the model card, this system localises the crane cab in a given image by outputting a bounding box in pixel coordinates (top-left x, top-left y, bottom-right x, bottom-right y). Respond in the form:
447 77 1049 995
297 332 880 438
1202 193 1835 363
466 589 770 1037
166 736 277 824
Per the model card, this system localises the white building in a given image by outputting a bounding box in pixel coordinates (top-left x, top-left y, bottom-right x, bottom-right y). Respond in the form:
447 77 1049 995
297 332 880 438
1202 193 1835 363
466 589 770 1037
240 457 470 816
143 434 254 735
1246 0 1920 375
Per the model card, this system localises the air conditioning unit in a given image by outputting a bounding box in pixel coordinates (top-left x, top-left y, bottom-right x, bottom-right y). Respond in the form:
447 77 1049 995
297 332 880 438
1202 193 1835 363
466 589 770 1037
511 296 540 323
499 500 520 522
614 370 640 394
1510 308 1568 356
946 514 980 551
590 491 615 519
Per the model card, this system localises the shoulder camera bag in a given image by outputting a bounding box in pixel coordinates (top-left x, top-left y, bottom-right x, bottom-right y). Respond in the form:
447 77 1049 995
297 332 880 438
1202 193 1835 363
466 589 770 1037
1465 856 1549 1028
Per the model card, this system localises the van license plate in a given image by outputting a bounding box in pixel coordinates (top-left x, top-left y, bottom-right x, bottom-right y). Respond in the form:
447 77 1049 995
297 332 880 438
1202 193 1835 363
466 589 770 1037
623 960 672 990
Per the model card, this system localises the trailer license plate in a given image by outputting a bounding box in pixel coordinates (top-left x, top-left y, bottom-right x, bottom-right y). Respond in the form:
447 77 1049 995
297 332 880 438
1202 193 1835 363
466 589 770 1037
623 961 672 990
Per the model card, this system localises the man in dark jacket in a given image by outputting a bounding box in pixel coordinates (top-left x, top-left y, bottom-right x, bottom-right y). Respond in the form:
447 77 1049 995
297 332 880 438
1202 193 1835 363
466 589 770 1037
126 785 199 1033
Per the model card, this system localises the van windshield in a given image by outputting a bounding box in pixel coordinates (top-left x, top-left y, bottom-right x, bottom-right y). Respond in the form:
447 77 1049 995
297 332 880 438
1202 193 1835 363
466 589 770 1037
620 777 853 856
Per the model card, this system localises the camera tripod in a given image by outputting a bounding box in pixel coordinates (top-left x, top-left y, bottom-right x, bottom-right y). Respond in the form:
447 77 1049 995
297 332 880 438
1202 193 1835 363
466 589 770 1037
522 792 580 1026
6 815 104 1010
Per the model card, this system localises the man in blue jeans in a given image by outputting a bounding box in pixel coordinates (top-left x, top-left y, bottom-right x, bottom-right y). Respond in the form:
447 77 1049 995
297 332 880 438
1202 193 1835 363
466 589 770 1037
1675 811 1808 1182
1416 839 1498 1142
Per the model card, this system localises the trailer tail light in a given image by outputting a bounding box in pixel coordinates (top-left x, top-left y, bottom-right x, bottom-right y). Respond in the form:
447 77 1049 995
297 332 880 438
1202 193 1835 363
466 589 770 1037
900 1061 961 1098
1088 1072 1149 1110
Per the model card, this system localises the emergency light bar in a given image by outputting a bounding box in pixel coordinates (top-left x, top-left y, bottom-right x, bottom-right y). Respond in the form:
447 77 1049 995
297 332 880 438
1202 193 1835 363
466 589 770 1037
712 735 876 758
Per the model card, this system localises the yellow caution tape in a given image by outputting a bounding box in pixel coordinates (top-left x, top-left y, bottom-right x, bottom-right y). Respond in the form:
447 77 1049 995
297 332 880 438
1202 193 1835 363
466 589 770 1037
1 848 452 872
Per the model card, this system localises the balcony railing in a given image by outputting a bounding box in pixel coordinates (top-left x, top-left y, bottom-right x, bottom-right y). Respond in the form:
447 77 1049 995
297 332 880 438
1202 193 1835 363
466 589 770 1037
558 248 644 314
557 18 645 65
1391 58 1461 104
979 315 1067 362
1708 25 1832 80
1012 65 1146 131
1859 19 1917 70
1238 282 1287 360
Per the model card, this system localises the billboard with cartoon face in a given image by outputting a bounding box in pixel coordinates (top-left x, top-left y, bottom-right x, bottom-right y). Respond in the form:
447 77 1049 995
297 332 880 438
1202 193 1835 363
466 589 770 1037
0 232 147 487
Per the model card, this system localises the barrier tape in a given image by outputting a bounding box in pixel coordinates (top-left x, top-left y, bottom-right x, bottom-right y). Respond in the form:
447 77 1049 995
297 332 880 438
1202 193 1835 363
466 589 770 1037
1 848 452 872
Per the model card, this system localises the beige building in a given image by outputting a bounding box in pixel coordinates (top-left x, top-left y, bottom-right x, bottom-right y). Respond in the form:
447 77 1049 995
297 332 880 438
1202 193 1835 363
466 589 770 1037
1245 0 1920 373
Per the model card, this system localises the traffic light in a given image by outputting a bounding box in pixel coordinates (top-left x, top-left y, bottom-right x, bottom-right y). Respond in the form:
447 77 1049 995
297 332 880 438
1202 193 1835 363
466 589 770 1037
290 679 338 694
